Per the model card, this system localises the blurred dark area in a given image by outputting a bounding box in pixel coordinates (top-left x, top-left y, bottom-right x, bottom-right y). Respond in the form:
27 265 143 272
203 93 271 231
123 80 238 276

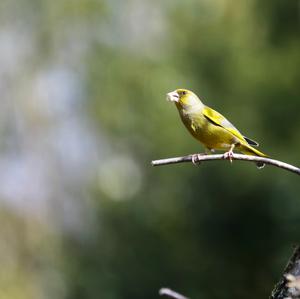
0 1 299 298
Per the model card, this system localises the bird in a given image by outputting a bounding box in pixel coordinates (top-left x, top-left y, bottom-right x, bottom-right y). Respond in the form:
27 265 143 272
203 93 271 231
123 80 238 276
166 88 267 167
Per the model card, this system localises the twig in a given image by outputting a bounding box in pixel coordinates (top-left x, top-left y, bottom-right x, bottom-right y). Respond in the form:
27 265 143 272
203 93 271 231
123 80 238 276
159 288 189 299
151 154 300 176
271 246 300 299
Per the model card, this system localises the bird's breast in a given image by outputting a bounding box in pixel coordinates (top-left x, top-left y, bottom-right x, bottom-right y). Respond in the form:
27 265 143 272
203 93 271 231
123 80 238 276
178 108 237 150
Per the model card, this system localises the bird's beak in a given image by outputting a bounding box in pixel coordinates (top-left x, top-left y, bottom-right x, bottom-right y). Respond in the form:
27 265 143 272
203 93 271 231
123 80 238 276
166 91 179 102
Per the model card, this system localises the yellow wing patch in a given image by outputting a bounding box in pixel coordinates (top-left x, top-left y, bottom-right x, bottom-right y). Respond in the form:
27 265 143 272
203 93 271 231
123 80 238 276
202 106 246 142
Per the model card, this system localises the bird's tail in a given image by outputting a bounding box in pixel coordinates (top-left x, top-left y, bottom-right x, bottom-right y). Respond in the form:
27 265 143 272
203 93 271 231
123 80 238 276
239 143 268 168
240 143 267 157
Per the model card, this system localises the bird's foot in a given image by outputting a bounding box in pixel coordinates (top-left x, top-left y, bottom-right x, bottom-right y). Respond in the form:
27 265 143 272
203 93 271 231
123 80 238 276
223 144 236 163
191 153 205 165
223 150 234 163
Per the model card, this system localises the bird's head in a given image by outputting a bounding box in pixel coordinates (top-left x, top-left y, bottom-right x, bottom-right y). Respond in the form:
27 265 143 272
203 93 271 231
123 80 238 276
166 89 202 109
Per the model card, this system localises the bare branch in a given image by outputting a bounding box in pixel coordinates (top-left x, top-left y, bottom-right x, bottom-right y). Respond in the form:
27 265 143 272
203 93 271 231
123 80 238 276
159 288 189 299
151 154 300 176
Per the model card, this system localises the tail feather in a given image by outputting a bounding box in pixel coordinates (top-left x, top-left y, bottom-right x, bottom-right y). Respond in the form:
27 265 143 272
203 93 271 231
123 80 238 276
239 143 267 157
239 143 267 169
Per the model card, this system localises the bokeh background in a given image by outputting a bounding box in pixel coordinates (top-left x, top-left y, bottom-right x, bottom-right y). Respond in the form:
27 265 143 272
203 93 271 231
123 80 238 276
0 0 300 298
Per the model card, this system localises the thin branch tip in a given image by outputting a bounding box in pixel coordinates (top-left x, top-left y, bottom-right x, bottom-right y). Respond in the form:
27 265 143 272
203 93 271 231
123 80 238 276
159 288 188 299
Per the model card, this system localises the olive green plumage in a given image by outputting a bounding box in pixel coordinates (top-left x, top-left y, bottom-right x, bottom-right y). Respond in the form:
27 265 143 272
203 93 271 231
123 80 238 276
167 88 267 159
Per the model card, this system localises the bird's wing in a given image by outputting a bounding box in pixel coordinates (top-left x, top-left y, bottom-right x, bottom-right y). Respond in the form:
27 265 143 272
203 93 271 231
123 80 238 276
243 136 259 146
202 106 246 142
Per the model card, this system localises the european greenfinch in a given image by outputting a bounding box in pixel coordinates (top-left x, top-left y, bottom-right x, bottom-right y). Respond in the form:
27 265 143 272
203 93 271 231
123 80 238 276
167 88 267 167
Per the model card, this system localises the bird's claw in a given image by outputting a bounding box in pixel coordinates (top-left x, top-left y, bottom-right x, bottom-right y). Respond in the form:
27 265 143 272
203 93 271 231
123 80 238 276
191 153 204 165
223 150 234 163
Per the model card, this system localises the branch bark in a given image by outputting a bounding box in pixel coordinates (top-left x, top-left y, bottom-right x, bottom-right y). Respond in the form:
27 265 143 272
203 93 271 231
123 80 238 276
271 246 300 299
151 154 300 176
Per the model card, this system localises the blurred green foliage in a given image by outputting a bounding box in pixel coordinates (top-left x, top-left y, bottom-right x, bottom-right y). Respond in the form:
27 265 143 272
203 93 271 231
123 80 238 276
0 0 300 299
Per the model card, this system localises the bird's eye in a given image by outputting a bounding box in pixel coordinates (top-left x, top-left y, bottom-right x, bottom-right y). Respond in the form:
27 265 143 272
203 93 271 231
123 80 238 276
181 91 187 95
